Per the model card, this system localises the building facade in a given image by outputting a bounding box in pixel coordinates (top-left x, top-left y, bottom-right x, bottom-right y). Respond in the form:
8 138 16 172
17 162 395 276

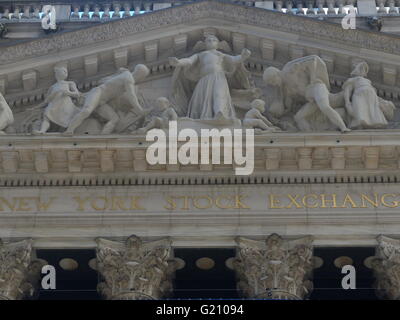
0 0 400 300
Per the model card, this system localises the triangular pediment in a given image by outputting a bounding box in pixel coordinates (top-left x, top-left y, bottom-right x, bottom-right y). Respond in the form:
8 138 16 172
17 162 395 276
1 0 400 65
0 0 400 135
1 1 400 101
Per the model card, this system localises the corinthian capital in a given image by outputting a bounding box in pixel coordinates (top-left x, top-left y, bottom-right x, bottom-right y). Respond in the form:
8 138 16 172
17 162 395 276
0 239 43 300
371 235 400 300
96 235 177 300
234 234 314 299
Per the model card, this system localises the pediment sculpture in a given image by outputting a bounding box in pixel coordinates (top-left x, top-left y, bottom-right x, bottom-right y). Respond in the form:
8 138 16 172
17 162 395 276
64 64 150 135
29 64 150 135
32 66 81 135
263 56 396 133
168 34 253 121
135 97 178 134
0 91 13 134
0 42 398 135
243 99 281 133
343 61 395 129
263 55 351 133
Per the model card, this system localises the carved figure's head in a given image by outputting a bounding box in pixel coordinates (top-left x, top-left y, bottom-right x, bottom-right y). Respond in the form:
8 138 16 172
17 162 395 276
205 35 219 50
156 97 170 110
133 64 150 81
251 99 266 112
54 66 68 81
263 67 282 87
350 61 369 77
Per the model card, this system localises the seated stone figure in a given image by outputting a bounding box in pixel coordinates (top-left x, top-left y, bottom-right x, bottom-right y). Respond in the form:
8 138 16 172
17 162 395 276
242 99 281 132
136 97 178 134
33 66 81 134
0 91 13 134
343 61 395 129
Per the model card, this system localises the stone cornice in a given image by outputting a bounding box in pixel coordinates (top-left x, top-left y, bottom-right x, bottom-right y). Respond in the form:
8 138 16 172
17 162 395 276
1 0 400 66
0 131 400 186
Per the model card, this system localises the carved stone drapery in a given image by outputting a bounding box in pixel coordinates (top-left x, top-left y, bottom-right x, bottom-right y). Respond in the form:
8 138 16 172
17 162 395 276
96 235 177 300
371 235 400 300
0 239 43 300
233 234 314 300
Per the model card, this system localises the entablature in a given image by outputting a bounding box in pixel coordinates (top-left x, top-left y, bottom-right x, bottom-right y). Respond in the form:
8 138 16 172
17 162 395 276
0 131 400 186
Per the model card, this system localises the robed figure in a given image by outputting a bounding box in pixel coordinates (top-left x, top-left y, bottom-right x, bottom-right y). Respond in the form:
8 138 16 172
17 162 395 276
169 35 252 120
343 61 395 129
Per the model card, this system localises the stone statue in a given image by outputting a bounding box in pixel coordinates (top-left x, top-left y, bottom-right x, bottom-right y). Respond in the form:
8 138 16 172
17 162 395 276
343 61 395 129
263 55 350 133
136 97 177 134
169 35 252 120
0 91 13 134
33 66 81 134
243 99 281 132
64 64 150 135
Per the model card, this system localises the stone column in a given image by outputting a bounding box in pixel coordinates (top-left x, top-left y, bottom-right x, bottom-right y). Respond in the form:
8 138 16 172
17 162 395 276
96 235 177 300
371 235 400 300
233 234 314 300
0 239 43 300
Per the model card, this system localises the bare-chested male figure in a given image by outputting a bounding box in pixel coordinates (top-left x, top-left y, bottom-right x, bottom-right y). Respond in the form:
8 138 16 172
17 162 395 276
64 64 150 135
263 55 350 132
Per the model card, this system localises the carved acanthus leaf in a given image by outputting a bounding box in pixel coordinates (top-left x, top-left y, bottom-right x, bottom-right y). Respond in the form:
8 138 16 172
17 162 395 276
371 235 400 300
0 239 43 300
96 235 177 300
234 234 314 300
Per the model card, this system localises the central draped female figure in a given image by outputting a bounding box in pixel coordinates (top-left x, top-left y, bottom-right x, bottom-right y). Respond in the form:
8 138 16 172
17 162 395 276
169 35 252 120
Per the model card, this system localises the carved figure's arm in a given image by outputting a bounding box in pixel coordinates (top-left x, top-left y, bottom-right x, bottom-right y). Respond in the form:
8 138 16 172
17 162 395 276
169 54 198 67
225 48 251 64
258 111 274 127
68 81 81 98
